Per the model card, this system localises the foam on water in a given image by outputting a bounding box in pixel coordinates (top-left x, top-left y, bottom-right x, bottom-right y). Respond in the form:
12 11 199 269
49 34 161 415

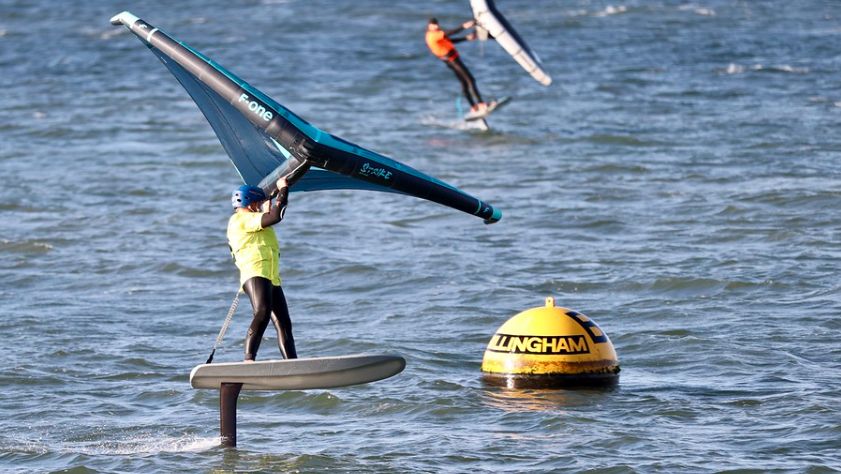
722 63 810 75
678 4 716 17
66 434 220 456
594 5 628 17
419 115 490 132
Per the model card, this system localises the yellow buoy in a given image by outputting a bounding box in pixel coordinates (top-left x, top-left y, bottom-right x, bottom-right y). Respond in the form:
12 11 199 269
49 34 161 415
481 297 620 388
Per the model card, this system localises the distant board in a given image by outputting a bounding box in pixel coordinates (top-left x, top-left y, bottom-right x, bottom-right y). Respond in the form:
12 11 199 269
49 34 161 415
470 0 552 86
190 353 406 390
464 96 511 121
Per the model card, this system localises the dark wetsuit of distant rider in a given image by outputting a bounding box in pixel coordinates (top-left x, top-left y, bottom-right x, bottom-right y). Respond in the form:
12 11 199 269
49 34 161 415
227 178 297 361
425 18 487 112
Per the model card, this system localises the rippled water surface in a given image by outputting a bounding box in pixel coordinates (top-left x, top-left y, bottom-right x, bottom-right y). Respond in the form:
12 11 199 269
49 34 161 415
2 0 840 472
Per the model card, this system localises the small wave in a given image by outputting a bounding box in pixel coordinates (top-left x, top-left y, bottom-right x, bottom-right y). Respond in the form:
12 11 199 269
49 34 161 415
582 133 658 146
723 63 745 75
768 64 809 74
565 9 589 18
157 262 226 278
720 63 809 75
420 115 489 132
0 239 53 254
0 437 50 455
678 4 715 16
243 389 342 410
583 163 650 174
68 434 218 455
644 276 726 296
594 5 628 17
0 202 39 212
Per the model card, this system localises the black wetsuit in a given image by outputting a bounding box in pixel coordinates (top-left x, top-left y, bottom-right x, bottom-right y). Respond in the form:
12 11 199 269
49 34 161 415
241 187 298 361
443 26 484 107
243 276 296 360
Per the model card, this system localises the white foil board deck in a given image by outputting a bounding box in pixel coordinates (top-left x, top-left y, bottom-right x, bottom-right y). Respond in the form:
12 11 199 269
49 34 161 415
464 96 511 121
190 353 406 390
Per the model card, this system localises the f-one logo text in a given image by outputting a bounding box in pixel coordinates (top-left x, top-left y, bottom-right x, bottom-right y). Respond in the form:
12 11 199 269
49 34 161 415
238 93 274 121
488 334 590 355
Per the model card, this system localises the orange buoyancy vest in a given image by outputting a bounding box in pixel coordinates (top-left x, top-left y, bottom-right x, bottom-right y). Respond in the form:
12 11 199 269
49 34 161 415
425 30 458 61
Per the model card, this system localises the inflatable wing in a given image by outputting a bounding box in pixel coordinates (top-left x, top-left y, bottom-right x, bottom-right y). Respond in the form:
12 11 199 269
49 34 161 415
470 0 552 86
110 12 501 224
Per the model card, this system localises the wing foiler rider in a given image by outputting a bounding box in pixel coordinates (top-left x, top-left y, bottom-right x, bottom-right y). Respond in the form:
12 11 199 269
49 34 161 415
425 17 490 115
228 177 297 362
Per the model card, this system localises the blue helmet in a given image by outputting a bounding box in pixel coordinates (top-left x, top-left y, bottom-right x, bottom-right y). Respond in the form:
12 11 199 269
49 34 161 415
231 185 267 208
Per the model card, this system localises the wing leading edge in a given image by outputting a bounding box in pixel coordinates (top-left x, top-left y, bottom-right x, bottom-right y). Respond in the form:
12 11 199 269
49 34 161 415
110 11 501 223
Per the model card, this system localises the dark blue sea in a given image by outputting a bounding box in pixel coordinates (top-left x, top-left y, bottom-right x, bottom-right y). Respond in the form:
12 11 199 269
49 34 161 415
1 0 840 472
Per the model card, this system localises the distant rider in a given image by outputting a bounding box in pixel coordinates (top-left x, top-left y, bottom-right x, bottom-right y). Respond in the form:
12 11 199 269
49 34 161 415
425 18 488 114
227 177 297 361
